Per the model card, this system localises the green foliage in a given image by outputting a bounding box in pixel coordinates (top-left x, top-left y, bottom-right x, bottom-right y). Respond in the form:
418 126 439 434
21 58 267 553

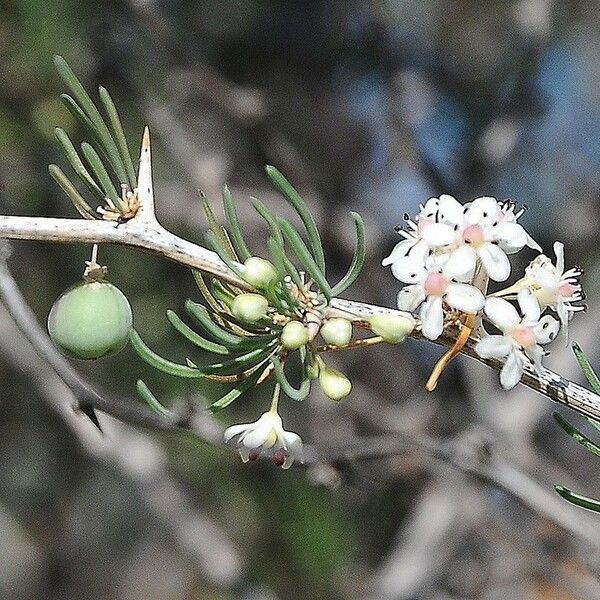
50 56 136 219
554 343 600 513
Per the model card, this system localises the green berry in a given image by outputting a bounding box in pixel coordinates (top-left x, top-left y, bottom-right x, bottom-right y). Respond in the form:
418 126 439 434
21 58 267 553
48 280 132 360
242 257 278 288
319 366 352 401
281 321 309 350
231 293 269 323
369 314 415 344
320 318 352 346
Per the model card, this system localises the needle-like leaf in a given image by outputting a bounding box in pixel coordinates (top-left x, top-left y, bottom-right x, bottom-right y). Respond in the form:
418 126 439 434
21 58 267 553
208 369 264 413
99 86 137 188
555 486 600 513
265 165 325 274
331 212 365 296
271 356 311 401
48 164 95 219
222 185 251 262
80 142 122 208
166 310 230 355
572 342 600 395
136 379 173 417
553 412 600 458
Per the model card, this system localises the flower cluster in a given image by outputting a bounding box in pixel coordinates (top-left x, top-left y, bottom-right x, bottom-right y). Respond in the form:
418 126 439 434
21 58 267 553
384 195 584 390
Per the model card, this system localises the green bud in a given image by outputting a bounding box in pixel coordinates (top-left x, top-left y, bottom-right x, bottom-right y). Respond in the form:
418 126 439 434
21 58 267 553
320 318 352 346
242 256 278 288
369 314 415 344
281 320 309 350
231 293 269 323
48 280 132 360
319 366 352 401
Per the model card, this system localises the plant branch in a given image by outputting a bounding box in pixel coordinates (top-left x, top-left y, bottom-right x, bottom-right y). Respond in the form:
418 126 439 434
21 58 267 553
2 127 599 422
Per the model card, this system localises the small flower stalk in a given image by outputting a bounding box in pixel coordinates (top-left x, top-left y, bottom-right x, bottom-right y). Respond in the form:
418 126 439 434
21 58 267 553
384 194 585 390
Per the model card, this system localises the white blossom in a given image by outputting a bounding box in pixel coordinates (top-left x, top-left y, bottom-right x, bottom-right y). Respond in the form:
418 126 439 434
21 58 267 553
523 242 584 335
392 248 485 340
224 411 304 468
475 290 559 390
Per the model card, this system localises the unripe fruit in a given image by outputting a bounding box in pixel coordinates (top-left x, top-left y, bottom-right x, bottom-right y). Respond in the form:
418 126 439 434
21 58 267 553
281 321 309 350
320 318 352 346
319 366 352 401
48 280 133 360
369 314 415 344
231 293 269 323
242 257 278 288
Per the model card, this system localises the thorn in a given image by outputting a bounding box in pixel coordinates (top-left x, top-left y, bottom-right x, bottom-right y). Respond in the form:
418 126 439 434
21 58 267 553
142 125 150 151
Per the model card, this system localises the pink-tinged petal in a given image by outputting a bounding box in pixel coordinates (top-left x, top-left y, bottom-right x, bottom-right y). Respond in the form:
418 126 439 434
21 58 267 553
437 194 464 226
445 282 485 313
553 241 565 275
500 351 523 390
517 289 541 323
420 223 457 247
390 257 428 285
478 242 511 281
484 297 520 332
443 245 477 281
420 296 444 340
464 196 498 226
491 222 527 254
475 335 513 359
382 239 415 266
533 314 560 345
397 284 426 311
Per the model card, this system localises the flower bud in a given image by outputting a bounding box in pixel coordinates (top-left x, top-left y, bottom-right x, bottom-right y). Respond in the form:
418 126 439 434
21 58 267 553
369 314 415 344
231 293 269 323
319 366 352 401
242 256 278 288
320 318 352 347
281 320 309 350
48 280 132 360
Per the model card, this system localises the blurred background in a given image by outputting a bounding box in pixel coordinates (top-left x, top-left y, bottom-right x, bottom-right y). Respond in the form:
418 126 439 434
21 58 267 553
1 0 600 598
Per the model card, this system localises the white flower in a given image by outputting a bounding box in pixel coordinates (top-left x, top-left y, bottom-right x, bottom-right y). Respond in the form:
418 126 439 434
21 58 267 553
475 290 559 390
392 249 485 340
523 242 584 335
498 200 542 252
382 196 448 266
224 411 304 469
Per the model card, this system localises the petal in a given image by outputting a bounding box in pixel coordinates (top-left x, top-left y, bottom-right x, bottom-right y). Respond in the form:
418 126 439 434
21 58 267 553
478 243 511 281
533 314 560 345
390 257 427 285
500 351 523 390
526 234 542 252
282 432 304 469
437 194 464 226
524 344 545 373
517 289 541 323
443 245 477 281
238 446 252 463
491 222 527 254
420 223 457 247
475 335 513 359
397 284 426 311
419 197 440 219
223 423 249 443
484 297 520 332
382 239 415 266
420 296 444 340
553 241 564 275
445 282 485 313
464 196 498 226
